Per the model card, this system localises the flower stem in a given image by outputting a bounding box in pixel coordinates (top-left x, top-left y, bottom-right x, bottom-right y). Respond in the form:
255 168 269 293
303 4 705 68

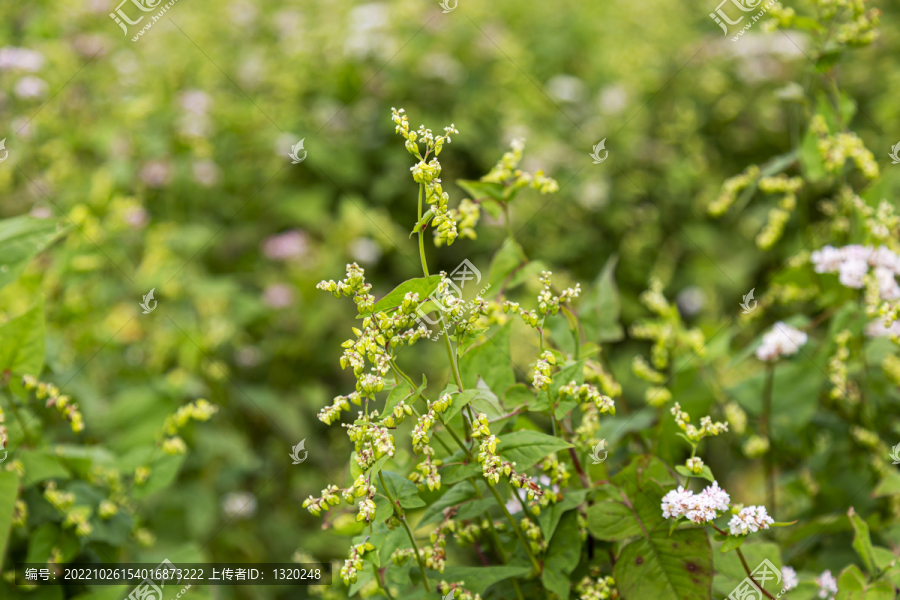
761 363 776 515
378 471 431 592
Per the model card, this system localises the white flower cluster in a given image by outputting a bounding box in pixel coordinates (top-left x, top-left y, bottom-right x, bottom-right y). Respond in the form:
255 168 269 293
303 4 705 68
728 505 774 536
661 481 730 524
816 569 838 599
781 566 799 591
0 46 44 71
811 244 900 299
755 322 808 362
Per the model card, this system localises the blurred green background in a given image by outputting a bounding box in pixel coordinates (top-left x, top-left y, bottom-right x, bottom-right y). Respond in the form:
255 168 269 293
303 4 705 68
1 0 900 598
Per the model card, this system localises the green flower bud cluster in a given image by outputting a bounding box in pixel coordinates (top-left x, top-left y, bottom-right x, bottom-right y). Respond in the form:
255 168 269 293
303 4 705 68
851 425 893 470
743 435 770 458
410 446 442 491
645 386 673 407
630 279 705 407
559 381 615 414
883 354 900 386
828 329 859 404
632 355 666 384
754 174 803 250
44 482 92 536
340 542 375 585
532 350 555 391
724 402 747 435
302 484 341 517
503 300 539 327
22 374 85 434
411 410 437 452
425 519 454 572
708 165 759 217
685 457 705 475
345 422 395 470
390 548 416 567
160 398 217 456
810 115 879 179
541 455 571 487
586 360 623 398
316 262 375 314
98 499 118 520
380 400 413 429
538 271 580 316
437 581 481 600
317 395 352 425
480 138 560 196
576 569 618 600
671 403 728 443
520 517 548 555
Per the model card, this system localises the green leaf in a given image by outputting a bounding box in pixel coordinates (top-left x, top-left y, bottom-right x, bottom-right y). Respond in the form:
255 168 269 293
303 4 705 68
0 216 64 290
460 322 515 394
380 471 425 510
18 449 70 484
417 480 480 529
438 565 532 595
487 239 526 293
848 507 878 576
442 389 483 422
539 489 587 540
579 255 624 343
456 179 506 202
800 129 828 183
363 275 442 316
438 461 481 486
383 375 427 416
132 453 186 499
674 465 715 483
25 523 59 564
410 208 434 236
0 470 21 561
872 471 900 498
497 430 573 470
614 528 712 600
586 500 643 542
542 511 581 599
719 535 745 553
835 564 895 600
0 299 46 376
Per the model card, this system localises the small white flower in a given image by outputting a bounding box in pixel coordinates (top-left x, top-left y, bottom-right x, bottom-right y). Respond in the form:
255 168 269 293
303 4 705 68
221 491 257 519
816 569 838 599
782 566 799 591
727 505 774 535
661 486 693 519
755 322 807 362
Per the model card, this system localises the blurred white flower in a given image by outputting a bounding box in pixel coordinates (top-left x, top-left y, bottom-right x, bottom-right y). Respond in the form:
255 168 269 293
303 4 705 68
192 159 221 187
0 47 44 72
14 76 48 99
11 117 32 139
816 570 838 599
598 84 629 115
234 346 262 368
345 3 390 58
677 286 707 318
72 35 107 58
30 205 53 219
781 566 799 591
140 160 172 188
755 322 807 362
124 206 149 229
350 238 381 265
228 0 258 27
546 74 587 103
263 284 294 308
419 53 464 84
865 319 900 338
221 491 257 519
179 90 212 115
262 230 308 261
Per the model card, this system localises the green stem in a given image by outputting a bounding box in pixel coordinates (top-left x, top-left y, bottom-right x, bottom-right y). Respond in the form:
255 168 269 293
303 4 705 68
417 184 428 275
4 391 36 446
379 472 431 592
761 363 776 515
372 563 395 600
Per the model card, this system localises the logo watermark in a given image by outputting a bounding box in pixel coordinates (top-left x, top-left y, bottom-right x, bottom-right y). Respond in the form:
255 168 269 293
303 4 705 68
710 0 776 41
124 559 185 600
414 260 491 342
140 288 157 314
438 0 457 13
289 139 307 164
110 0 183 42
0 139 8 164
890 443 900 465
740 288 757 314
290 439 308 464
590 139 608 164
728 559 790 600
589 439 608 464
889 142 900 165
